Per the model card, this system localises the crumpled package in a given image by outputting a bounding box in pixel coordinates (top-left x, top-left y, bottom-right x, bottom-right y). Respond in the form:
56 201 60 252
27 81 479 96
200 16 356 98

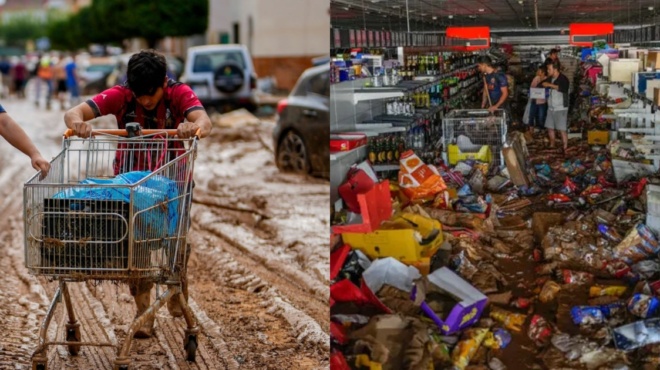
399 150 447 203
350 314 435 370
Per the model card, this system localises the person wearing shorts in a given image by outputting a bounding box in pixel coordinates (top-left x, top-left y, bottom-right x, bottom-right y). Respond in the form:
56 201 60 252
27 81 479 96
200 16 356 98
542 61 570 151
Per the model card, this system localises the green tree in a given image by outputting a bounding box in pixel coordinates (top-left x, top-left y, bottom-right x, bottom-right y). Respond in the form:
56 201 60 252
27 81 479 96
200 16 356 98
0 14 48 48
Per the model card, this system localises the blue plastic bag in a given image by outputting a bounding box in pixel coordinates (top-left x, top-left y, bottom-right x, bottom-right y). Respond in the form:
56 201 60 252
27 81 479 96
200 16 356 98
53 171 181 246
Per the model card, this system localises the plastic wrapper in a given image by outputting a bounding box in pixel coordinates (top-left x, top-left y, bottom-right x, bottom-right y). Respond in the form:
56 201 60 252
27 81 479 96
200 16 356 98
571 306 606 325
632 260 660 279
451 328 488 370
539 280 561 303
612 318 660 351
398 150 447 203
627 294 660 318
598 224 622 243
560 177 579 194
560 269 594 285
589 285 626 298
528 315 552 347
488 357 507 370
637 223 659 248
490 307 526 332
483 328 512 349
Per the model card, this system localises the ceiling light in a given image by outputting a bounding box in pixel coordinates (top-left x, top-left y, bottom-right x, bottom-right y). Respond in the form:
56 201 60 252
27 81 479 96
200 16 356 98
518 0 523 4
650 6 655 10
421 13 427 16
432 16 437 20
479 8 484 12
448 15 453 19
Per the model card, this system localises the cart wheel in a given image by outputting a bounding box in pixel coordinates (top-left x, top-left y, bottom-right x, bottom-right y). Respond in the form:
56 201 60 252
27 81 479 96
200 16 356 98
32 361 46 370
66 325 81 356
113 365 129 370
184 334 198 362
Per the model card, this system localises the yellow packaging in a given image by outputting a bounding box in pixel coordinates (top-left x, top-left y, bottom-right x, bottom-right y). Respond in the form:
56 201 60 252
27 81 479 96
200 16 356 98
447 144 492 165
342 213 443 266
451 328 488 370
589 285 627 298
588 130 609 145
490 307 527 332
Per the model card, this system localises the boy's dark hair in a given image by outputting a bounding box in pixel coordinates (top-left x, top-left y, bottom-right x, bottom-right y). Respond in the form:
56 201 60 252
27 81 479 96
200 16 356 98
538 65 548 75
477 55 493 67
550 48 559 55
127 49 167 97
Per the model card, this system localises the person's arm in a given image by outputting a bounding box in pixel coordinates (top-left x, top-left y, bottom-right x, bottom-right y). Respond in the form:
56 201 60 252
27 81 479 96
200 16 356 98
63 102 96 138
0 113 50 177
179 109 212 138
489 87 508 112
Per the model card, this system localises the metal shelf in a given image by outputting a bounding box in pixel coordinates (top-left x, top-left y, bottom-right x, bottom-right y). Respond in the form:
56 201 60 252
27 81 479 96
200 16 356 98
372 164 400 172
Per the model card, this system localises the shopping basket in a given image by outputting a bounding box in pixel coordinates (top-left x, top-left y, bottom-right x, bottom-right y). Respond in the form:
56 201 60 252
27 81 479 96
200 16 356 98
24 128 200 370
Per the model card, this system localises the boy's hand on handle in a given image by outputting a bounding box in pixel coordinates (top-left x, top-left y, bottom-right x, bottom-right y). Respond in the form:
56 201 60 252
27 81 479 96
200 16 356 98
177 122 201 139
72 121 92 138
31 153 50 180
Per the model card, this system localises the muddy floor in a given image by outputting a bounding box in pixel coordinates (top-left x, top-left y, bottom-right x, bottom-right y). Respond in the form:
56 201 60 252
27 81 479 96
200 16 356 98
0 92 329 369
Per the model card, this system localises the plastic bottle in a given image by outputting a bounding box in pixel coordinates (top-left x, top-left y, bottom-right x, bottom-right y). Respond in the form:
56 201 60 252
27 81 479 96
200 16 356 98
598 224 622 243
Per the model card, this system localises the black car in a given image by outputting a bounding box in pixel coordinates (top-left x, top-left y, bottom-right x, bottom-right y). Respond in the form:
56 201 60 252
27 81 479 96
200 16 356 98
272 64 329 178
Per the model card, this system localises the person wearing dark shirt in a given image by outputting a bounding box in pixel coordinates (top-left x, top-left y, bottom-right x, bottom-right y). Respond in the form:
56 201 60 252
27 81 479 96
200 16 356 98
541 61 570 151
478 56 509 115
10 57 26 99
64 49 212 338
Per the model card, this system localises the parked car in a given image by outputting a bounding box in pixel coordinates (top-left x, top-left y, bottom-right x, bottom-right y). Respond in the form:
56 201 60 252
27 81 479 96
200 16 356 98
78 57 115 95
180 44 258 113
272 63 329 178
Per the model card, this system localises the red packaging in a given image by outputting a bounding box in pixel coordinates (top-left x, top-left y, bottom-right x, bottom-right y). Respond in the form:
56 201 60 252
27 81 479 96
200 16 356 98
528 315 552 347
597 175 615 188
561 270 594 285
330 321 348 345
563 178 578 193
330 350 351 370
533 249 543 262
330 133 367 153
512 297 532 309
630 178 648 198
581 184 604 198
548 194 571 203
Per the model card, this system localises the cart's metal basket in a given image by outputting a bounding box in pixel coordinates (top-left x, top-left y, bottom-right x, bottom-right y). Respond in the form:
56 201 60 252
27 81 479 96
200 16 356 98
24 132 197 281
442 109 508 166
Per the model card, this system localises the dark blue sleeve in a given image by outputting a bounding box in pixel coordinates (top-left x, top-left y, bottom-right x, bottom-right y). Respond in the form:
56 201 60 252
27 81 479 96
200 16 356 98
0 104 6 114
497 73 509 88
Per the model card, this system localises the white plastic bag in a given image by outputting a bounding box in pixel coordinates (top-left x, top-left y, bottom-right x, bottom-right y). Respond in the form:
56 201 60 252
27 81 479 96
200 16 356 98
522 99 531 125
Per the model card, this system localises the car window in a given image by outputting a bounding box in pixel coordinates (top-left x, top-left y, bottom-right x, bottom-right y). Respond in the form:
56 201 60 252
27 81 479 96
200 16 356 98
192 51 246 73
307 71 329 97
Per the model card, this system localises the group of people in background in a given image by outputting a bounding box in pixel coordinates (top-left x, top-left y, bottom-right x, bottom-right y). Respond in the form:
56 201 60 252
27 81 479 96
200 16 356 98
32 53 81 111
525 48 571 153
0 53 81 111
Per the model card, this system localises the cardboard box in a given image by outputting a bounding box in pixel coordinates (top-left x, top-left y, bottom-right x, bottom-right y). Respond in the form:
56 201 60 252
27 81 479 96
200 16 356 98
532 212 565 243
447 144 492 165
332 180 392 234
330 133 367 153
416 267 488 334
342 213 443 265
588 130 610 145
648 51 660 70
655 87 660 105
502 147 529 186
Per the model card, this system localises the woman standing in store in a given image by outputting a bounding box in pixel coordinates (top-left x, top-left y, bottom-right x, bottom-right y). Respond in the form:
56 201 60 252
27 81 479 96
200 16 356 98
529 65 548 134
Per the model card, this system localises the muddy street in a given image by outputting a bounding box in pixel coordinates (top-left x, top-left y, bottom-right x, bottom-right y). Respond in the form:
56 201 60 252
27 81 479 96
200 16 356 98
0 97 329 369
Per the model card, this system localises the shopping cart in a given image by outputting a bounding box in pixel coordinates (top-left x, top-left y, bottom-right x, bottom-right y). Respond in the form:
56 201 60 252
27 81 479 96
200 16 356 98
442 109 508 166
24 127 200 370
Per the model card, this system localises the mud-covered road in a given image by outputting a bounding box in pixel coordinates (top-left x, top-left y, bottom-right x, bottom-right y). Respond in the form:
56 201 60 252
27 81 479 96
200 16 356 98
0 95 329 369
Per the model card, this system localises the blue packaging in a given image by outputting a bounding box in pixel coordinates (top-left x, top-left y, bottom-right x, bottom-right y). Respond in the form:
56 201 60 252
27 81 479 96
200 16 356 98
613 318 660 351
627 294 660 318
493 328 511 349
570 306 605 325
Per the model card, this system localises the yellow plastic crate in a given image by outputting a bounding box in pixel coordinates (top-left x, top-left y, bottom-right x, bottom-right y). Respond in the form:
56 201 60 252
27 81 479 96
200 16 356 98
447 144 492 165
342 213 443 265
588 130 609 145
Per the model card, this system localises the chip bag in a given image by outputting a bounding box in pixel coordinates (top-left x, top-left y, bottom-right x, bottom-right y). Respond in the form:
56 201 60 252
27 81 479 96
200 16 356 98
398 150 447 203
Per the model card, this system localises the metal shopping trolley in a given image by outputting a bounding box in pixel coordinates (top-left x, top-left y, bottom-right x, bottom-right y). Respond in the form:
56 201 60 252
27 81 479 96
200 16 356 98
24 127 199 370
442 109 508 167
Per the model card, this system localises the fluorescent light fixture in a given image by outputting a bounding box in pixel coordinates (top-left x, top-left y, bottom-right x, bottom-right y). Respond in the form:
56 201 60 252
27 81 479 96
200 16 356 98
479 8 484 12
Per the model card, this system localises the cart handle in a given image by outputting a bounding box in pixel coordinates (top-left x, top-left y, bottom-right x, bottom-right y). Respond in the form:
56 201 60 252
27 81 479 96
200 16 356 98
63 128 201 138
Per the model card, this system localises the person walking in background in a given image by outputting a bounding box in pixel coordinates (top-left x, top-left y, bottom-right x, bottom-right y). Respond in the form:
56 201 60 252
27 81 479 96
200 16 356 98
54 56 68 110
65 54 80 106
529 65 549 134
542 61 570 152
0 57 11 98
36 54 54 110
12 56 27 99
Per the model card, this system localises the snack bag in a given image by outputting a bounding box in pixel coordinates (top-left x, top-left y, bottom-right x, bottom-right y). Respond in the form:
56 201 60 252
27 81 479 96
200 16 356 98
399 150 447 203
451 328 488 370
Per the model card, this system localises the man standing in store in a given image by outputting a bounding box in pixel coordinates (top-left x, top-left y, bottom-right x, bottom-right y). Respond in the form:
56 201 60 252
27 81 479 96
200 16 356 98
541 61 570 151
544 49 561 69
478 56 510 119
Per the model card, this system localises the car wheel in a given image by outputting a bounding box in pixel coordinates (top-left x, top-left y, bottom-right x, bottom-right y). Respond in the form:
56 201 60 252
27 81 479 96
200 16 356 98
277 131 310 174
213 62 245 94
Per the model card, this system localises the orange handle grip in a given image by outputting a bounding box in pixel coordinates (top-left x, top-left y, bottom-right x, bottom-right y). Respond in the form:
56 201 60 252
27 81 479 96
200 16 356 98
63 128 202 138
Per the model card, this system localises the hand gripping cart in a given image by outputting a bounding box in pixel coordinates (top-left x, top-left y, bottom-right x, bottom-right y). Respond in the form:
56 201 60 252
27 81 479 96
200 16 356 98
24 127 200 370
